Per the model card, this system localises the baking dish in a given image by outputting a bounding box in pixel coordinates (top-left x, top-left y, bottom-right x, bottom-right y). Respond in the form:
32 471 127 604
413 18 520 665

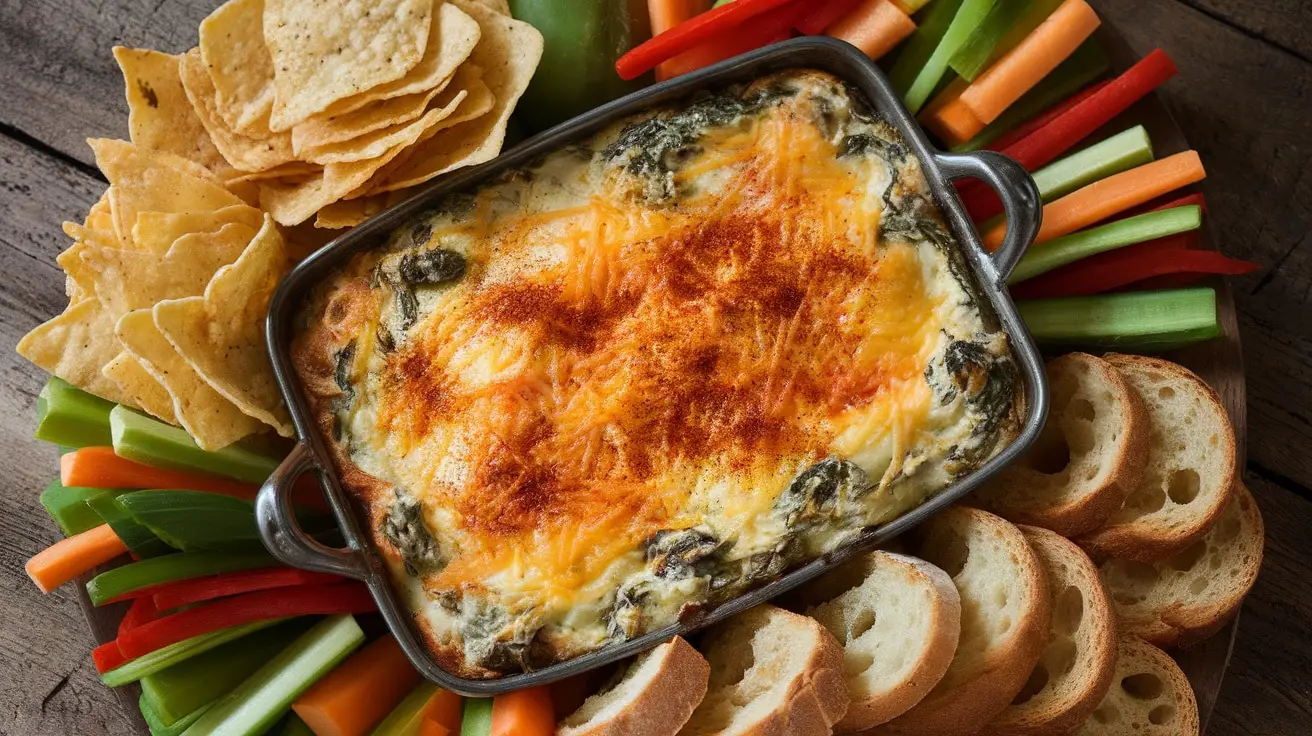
256 36 1048 696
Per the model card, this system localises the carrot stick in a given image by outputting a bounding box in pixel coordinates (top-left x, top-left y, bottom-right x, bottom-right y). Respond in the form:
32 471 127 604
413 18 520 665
417 721 449 736
984 151 1205 249
489 686 555 736
26 524 128 593
650 0 712 81
924 97 986 145
61 447 261 500
826 0 918 61
958 0 1101 125
422 689 464 734
292 634 421 736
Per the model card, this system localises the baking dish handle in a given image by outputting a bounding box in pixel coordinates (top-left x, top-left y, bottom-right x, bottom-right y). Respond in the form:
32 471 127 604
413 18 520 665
935 151 1042 284
256 442 369 579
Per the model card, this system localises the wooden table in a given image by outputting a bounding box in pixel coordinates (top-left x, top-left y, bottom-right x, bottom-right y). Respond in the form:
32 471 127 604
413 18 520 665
1 0 1309 733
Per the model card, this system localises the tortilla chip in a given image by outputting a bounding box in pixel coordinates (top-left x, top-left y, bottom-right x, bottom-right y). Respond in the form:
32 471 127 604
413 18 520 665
265 0 433 131
179 49 298 173
225 161 322 184
291 84 446 155
113 46 230 175
57 242 103 300
103 352 179 424
312 1 481 119
153 217 293 435
314 194 389 228
63 190 122 249
116 309 264 450
299 88 469 166
17 299 134 406
89 139 244 247
131 204 265 254
373 1 541 193
199 0 276 134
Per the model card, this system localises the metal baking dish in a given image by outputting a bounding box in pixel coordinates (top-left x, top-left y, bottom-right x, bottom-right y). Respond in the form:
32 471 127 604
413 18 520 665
256 37 1049 696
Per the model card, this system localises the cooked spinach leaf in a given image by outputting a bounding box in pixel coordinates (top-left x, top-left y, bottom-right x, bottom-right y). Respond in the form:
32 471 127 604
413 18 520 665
399 248 466 285
381 492 443 577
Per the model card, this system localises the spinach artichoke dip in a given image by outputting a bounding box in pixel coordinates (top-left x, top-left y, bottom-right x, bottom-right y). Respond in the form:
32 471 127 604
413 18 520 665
293 69 1022 678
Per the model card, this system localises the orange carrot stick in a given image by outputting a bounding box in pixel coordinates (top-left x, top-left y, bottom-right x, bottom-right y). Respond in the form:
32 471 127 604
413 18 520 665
26 524 128 593
293 634 421 736
489 686 555 736
61 447 262 499
984 151 1206 250
826 0 918 61
959 0 1102 125
417 721 449 736
651 0 711 81
422 689 464 734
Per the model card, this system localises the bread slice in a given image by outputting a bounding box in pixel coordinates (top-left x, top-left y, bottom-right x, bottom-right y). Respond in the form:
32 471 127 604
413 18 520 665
1073 636 1199 736
868 507 1051 736
803 551 961 732
974 353 1148 536
558 636 710 736
1076 354 1236 562
679 604 849 736
982 526 1117 735
1100 483 1263 648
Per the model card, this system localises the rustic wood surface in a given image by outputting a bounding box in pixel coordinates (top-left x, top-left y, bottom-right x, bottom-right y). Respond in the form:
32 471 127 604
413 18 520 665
0 0 1308 734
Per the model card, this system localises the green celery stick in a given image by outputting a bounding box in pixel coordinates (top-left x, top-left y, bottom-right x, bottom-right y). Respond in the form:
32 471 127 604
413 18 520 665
141 694 210 736
1017 288 1221 352
143 620 311 725
87 550 275 605
370 682 439 736
898 0 997 113
35 377 116 448
40 480 129 536
111 406 281 484
950 39 1108 152
1010 206 1201 283
275 715 317 736
460 698 494 736
949 0 1034 81
103 619 288 687
117 491 262 552
87 493 173 558
889 0 965 94
1032 126 1154 202
182 614 366 736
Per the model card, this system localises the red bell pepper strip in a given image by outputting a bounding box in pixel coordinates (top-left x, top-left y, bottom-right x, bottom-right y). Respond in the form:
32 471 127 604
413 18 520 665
616 0 798 80
152 568 344 611
985 80 1112 152
659 1 807 79
118 596 158 638
1010 243 1255 300
796 0 865 35
92 641 130 674
117 582 375 659
1121 191 1207 219
1116 272 1211 292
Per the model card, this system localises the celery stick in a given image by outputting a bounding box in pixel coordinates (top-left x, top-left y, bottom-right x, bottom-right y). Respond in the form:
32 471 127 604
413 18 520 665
182 614 366 736
103 619 288 686
87 493 173 558
141 694 210 736
949 0 1033 81
1016 288 1221 352
370 682 439 736
899 0 996 113
460 698 494 736
40 480 128 536
87 550 275 605
1010 206 1201 283
118 491 261 552
888 0 964 94
1032 126 1154 202
276 715 317 736
143 620 311 725
950 39 1108 152
111 406 281 484
35 377 116 448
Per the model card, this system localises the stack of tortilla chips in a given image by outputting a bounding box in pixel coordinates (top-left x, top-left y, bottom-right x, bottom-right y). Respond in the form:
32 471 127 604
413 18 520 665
17 0 542 449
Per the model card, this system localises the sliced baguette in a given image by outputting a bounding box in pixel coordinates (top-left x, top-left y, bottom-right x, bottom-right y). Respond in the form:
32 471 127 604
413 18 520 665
1073 635 1199 736
868 507 1051 736
983 526 1117 735
558 636 710 736
1100 483 1264 648
679 604 849 736
804 551 961 732
1076 355 1236 562
975 353 1148 536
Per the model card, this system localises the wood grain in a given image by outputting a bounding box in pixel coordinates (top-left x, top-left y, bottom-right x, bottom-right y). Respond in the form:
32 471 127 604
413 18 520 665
1172 0 1312 63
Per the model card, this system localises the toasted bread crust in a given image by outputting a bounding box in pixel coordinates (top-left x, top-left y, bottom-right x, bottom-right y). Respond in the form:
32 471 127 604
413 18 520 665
559 637 710 736
1077 355 1236 562
976 353 1148 537
982 527 1118 735
867 508 1051 736
1074 636 1200 736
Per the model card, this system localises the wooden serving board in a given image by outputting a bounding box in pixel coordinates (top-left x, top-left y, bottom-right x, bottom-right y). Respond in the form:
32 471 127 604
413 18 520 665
72 18 1246 735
